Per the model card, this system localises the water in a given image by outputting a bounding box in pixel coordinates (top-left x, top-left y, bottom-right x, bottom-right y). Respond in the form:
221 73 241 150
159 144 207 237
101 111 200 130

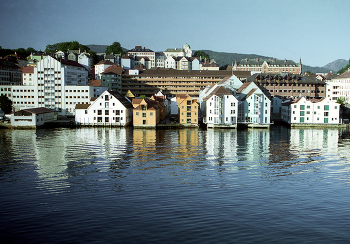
1 126 350 243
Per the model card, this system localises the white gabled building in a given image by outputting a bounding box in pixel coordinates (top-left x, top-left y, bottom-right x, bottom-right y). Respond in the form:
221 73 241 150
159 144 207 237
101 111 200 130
75 90 133 126
236 82 271 126
281 97 340 125
94 60 114 79
200 85 238 128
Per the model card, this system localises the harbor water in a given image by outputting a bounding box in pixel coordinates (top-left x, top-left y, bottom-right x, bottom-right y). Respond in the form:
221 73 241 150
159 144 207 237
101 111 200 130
1 126 350 243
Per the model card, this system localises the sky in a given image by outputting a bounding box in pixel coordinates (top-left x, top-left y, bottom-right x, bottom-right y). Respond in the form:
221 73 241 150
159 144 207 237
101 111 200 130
0 0 349 67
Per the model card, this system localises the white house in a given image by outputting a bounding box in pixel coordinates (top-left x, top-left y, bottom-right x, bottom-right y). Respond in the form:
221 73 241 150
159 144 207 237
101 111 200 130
236 82 271 126
75 90 133 126
163 44 192 58
200 85 238 128
281 97 340 125
165 56 176 69
11 107 57 128
78 51 92 71
94 60 114 79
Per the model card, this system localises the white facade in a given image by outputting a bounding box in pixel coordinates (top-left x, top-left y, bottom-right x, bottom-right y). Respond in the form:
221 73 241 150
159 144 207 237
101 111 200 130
281 97 340 125
11 108 57 128
165 56 176 69
236 82 271 125
163 44 192 58
94 61 113 79
75 90 133 126
11 56 107 116
326 72 350 103
78 52 92 71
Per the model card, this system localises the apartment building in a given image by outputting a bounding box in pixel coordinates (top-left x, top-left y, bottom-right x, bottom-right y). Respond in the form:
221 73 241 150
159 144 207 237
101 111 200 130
12 56 107 116
121 68 251 98
176 94 199 125
247 73 326 99
127 46 156 68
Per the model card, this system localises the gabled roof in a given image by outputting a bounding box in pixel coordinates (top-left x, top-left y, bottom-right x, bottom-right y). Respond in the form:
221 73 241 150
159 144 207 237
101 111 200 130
101 65 123 75
95 60 114 66
59 58 87 70
203 86 233 101
108 90 133 109
75 104 90 109
241 88 257 101
236 82 252 94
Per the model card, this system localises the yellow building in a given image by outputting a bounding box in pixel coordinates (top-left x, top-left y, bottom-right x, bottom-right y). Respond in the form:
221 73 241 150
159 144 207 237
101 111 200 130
176 94 199 125
132 98 160 127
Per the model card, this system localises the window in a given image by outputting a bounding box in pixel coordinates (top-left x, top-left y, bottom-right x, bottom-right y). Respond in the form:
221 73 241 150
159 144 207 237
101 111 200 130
105 117 109 122
136 112 139 116
105 95 109 100
142 113 146 118
324 105 329 110
98 110 102 115
324 112 329 116
97 117 102 122
300 111 305 116
105 110 109 115
116 117 120 122
300 105 305 110
150 112 153 116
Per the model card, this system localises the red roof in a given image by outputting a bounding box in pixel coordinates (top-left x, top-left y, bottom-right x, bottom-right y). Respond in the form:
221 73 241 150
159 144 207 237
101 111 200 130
22 66 34 73
88 79 101 87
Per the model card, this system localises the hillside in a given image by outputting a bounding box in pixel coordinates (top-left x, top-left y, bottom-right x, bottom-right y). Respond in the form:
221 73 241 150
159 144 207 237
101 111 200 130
201 50 345 74
87 44 343 74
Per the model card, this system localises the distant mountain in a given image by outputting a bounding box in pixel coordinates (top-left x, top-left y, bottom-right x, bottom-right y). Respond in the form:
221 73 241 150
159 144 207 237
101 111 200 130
200 50 342 74
322 59 348 72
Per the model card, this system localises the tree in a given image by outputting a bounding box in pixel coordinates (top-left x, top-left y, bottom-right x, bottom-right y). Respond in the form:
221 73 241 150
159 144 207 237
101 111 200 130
139 95 147 99
193 50 210 60
0 95 12 114
305 70 314 75
45 41 90 53
105 42 125 55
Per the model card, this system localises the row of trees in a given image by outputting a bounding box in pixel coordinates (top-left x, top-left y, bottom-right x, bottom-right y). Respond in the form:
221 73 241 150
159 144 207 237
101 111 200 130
0 46 37 58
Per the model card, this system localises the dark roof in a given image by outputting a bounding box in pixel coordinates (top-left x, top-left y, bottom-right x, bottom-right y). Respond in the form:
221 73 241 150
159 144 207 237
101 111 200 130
128 46 154 53
109 90 133 109
95 60 114 65
335 71 350 79
75 104 90 109
17 107 54 114
101 65 123 75
59 58 88 70
247 73 325 85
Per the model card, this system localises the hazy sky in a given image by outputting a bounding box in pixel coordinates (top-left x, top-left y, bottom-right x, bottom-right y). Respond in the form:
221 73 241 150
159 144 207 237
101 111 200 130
1 0 349 67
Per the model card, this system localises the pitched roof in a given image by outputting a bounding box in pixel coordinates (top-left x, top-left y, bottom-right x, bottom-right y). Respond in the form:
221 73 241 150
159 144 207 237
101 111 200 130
88 80 101 86
95 60 114 66
236 82 251 94
203 86 232 101
75 104 90 109
335 71 350 79
101 65 123 75
241 88 257 101
108 90 133 109
59 58 88 70
22 66 34 73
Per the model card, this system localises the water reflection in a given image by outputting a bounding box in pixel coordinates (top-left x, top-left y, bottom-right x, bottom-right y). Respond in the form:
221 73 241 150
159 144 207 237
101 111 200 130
1 127 350 191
